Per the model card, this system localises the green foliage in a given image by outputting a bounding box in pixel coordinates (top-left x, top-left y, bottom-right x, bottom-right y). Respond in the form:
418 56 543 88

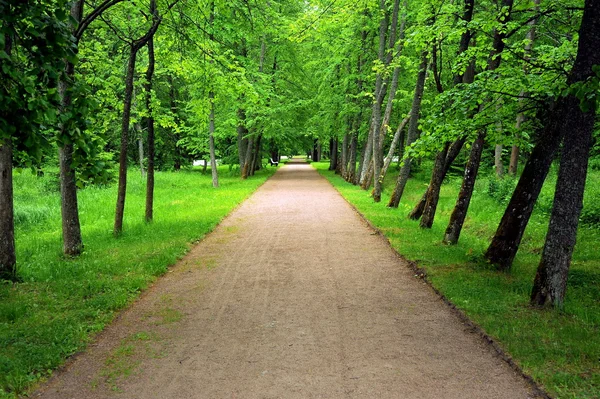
0 167 275 398
485 176 518 204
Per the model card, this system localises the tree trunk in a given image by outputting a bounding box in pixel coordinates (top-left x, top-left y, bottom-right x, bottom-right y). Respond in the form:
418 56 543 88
114 45 138 236
411 137 465 221
144 10 156 223
137 127 145 178
347 131 358 184
242 137 254 179
387 50 429 208
443 132 485 244
58 0 84 256
494 144 504 177
509 0 540 176
0 141 15 280
409 0 476 222
420 142 450 228
442 0 513 242
251 134 263 175
329 138 338 171
378 114 410 185
371 0 389 202
340 133 349 177
531 97 594 306
208 91 219 187
237 107 248 169
489 0 599 278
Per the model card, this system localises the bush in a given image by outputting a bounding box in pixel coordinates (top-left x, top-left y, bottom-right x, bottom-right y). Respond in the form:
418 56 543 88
486 176 517 203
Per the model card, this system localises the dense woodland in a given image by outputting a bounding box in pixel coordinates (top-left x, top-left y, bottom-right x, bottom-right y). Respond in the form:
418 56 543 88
1 1 599 305
1 0 600 396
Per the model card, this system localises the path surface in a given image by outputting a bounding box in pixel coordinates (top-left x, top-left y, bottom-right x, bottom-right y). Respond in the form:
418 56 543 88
36 161 536 399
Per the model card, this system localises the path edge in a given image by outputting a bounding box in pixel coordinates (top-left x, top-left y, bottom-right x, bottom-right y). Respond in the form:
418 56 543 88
29 167 280 398
315 168 552 399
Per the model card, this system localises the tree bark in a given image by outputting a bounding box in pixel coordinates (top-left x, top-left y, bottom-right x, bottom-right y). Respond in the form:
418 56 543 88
443 132 485 244
329 138 338 171
144 5 156 222
378 114 410 184
237 107 248 169
0 140 15 280
371 0 389 202
208 90 219 187
420 142 450 228
488 0 600 282
442 0 513 243
114 18 161 235
509 0 540 176
531 97 595 307
340 133 349 177
387 50 429 208
494 144 504 177
58 0 84 256
242 137 254 179
411 137 465 221
114 45 138 236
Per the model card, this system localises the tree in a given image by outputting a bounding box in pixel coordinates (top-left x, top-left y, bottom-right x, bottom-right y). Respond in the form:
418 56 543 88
529 0 600 307
1 1 74 279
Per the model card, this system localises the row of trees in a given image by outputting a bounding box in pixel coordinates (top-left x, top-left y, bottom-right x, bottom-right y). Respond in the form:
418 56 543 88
0 0 315 280
304 0 599 308
1 0 598 308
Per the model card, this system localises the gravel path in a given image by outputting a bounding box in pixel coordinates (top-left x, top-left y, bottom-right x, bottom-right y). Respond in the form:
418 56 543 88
35 160 537 399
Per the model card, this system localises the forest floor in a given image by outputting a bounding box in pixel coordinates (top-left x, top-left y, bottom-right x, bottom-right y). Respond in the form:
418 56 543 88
34 160 539 399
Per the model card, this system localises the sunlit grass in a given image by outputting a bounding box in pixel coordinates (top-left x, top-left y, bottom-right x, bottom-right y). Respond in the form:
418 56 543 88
313 161 600 399
0 165 275 398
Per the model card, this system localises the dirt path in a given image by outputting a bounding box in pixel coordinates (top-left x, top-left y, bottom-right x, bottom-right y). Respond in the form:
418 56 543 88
35 160 537 399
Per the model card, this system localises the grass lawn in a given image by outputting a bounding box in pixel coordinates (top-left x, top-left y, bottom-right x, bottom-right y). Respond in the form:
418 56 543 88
0 165 276 398
313 161 600 399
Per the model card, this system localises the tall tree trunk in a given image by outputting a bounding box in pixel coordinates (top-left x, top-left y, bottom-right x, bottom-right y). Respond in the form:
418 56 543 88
347 131 358 184
412 137 466 221
114 45 138 236
531 99 595 307
242 137 254 179
137 124 145 178
494 144 504 177
144 5 156 222
341 133 349 177
208 91 219 187
329 138 338 171
443 132 485 244
387 50 429 208
237 107 248 169
509 0 540 176
0 140 15 280
489 0 599 277
410 0 476 222
442 0 513 243
251 134 262 175
379 114 410 184
371 0 390 202
420 142 450 228
208 2 219 188
58 0 84 256
114 17 161 235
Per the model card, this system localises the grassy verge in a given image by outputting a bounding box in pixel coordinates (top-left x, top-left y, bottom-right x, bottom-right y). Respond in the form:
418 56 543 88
0 165 276 398
313 161 599 399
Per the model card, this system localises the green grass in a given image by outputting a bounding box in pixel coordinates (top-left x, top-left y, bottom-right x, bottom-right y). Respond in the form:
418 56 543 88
313 161 600 399
0 165 275 398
